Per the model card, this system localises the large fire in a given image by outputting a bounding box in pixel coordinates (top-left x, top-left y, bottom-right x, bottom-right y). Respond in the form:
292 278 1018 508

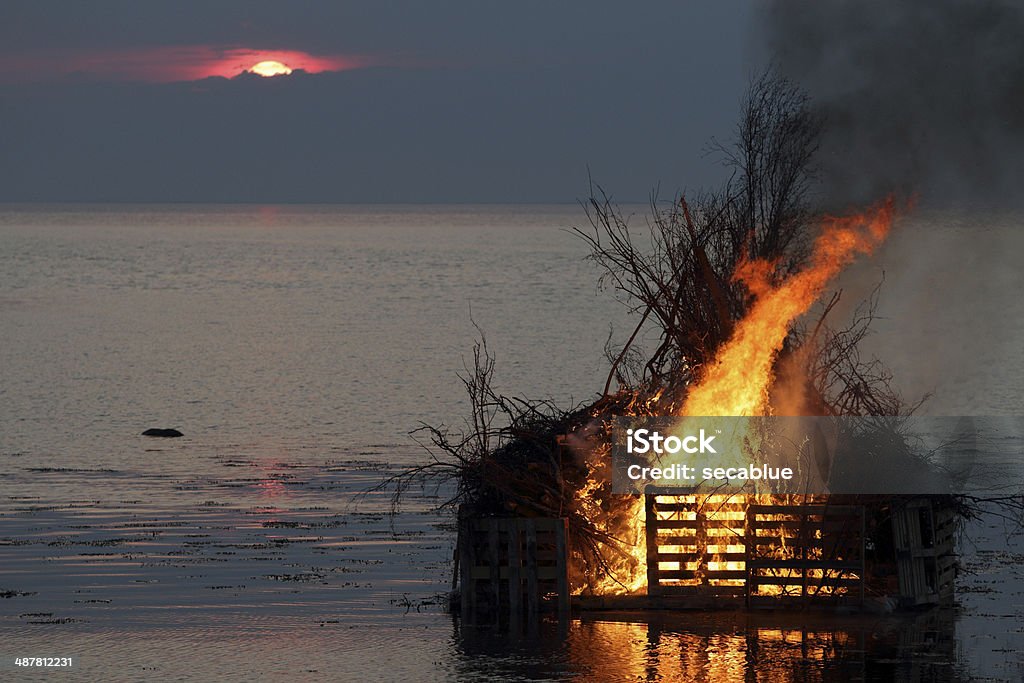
681 198 894 419
582 199 896 595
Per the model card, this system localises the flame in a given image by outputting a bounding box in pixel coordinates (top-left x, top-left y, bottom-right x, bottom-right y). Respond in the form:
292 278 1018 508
681 198 894 418
579 199 895 595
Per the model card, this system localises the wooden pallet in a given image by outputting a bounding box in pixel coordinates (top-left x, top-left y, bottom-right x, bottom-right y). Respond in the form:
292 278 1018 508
457 513 569 622
746 503 865 607
892 498 956 606
645 489 747 597
644 488 866 607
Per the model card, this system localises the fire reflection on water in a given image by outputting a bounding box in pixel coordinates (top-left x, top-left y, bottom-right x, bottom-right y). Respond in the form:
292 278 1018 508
457 609 958 682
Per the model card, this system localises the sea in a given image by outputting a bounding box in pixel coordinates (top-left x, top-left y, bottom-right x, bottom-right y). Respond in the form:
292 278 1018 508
1 204 1022 681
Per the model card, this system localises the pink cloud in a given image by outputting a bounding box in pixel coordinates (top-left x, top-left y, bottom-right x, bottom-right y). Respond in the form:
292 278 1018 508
0 46 379 84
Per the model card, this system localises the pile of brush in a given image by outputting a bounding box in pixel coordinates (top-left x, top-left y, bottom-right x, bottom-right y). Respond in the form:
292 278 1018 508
377 335 653 591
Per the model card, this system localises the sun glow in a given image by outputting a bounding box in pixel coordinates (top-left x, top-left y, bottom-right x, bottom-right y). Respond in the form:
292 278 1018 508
250 60 293 77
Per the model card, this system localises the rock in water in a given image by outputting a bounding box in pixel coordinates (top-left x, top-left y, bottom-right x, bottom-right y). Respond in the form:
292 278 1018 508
142 428 183 438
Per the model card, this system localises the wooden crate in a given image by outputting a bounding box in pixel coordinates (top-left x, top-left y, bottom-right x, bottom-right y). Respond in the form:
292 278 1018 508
892 498 956 606
644 488 866 607
457 512 569 622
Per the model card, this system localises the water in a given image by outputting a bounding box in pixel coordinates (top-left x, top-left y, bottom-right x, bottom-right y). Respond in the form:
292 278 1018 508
1 204 1022 681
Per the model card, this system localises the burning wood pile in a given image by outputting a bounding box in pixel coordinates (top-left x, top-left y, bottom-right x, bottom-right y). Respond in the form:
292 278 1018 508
385 72 1003 611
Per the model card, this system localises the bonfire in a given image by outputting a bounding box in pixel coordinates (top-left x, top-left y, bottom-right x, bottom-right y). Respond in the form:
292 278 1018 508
384 71 1014 607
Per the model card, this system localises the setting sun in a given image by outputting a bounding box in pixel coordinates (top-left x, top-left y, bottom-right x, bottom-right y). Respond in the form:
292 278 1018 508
250 60 292 77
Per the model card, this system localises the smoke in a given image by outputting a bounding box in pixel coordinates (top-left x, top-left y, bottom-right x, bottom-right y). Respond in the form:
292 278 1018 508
760 0 1024 207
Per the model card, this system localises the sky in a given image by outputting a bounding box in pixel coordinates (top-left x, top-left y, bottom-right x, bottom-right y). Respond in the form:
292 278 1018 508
0 2 758 204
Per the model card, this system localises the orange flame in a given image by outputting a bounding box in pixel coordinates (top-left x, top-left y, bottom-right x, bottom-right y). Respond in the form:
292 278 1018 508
681 198 894 418
581 199 896 595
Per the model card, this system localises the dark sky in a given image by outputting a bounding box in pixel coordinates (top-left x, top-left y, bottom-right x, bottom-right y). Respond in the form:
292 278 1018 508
0 2 757 203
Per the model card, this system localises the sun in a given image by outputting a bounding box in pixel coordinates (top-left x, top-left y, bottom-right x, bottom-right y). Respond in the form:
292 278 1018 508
250 60 293 77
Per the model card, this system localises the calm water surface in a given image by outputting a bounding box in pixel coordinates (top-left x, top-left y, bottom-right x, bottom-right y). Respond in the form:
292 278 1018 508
1 205 1022 681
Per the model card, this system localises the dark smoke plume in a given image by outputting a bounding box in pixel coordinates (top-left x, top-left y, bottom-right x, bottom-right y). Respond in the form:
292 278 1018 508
761 0 1024 207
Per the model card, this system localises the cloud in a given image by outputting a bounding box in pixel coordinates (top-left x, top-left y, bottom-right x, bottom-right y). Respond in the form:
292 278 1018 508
0 1 754 203
0 45 382 84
